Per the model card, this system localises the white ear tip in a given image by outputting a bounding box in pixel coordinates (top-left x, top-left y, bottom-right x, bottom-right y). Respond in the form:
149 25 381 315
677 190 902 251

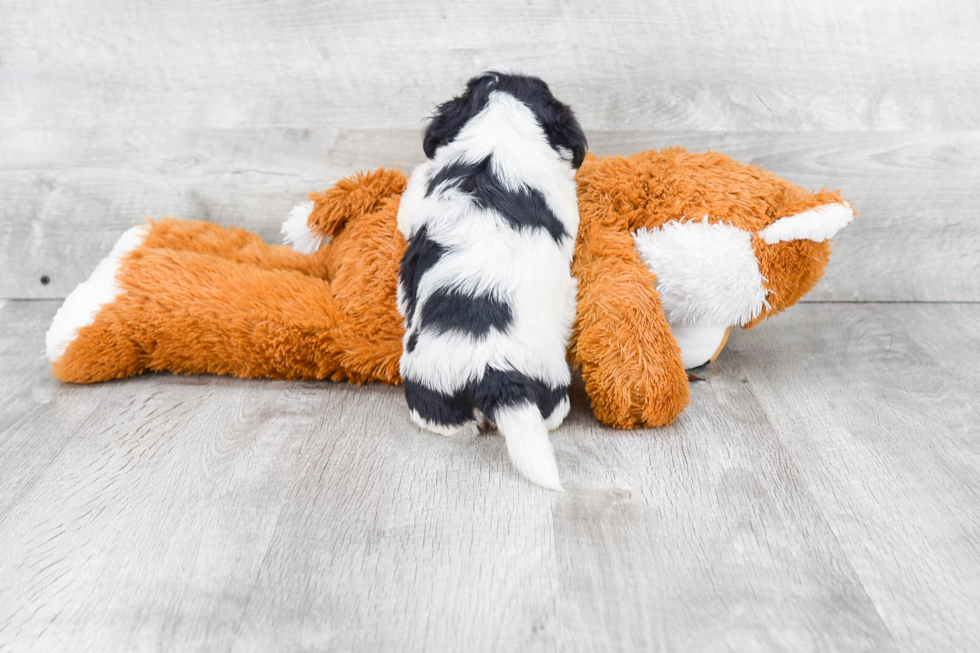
759 202 854 245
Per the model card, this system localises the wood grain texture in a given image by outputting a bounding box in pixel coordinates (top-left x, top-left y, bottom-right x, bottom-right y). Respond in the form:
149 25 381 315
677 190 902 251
723 303 980 653
3 130 979 301
1 300 978 652
2 0 978 132
2 0 980 300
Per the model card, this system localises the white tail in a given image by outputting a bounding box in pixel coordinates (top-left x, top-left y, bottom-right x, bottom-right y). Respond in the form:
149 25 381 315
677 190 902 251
494 403 563 491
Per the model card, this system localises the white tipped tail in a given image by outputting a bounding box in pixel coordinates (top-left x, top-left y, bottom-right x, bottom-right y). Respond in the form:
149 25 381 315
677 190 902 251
494 403 563 491
281 200 324 254
46 224 150 362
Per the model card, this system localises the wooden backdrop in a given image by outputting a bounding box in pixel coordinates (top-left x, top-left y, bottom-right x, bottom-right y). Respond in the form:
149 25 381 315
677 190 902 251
1 0 978 301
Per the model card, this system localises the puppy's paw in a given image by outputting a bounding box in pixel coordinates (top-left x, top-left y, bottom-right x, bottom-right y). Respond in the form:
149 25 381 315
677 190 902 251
408 409 479 438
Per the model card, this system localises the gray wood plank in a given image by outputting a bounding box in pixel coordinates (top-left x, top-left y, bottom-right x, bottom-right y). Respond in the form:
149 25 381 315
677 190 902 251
723 303 980 653
0 303 361 651
1 0 978 132
3 300 979 651
0 302 93 521
3 0 980 301
3 130 980 301
550 379 898 652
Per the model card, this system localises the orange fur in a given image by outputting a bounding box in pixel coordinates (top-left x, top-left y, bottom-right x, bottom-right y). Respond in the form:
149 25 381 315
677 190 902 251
53 169 407 385
569 148 849 427
51 151 850 429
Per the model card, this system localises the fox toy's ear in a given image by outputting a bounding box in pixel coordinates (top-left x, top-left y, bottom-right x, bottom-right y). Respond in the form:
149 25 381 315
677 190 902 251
423 74 495 159
759 202 855 244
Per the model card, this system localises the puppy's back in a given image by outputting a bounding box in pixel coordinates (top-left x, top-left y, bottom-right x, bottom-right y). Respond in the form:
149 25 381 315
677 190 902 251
397 72 587 489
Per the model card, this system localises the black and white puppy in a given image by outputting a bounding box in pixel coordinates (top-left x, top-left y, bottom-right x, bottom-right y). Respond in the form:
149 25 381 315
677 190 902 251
396 72 587 490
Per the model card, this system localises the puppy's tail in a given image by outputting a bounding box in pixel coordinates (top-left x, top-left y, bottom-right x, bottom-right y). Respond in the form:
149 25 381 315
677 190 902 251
493 403 563 491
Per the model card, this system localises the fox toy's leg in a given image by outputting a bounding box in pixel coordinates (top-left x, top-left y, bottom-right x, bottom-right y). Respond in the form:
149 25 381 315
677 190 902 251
571 220 690 430
282 168 409 385
142 217 333 278
48 225 349 383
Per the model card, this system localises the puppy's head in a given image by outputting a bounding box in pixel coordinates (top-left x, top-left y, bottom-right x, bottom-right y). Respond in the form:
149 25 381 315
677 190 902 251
423 71 588 168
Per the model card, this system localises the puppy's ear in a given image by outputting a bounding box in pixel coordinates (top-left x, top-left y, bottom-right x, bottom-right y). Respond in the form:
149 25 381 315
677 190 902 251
538 100 588 169
423 74 494 159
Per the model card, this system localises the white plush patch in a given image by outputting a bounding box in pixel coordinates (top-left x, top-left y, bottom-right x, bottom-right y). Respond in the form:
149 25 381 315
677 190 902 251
759 202 854 245
281 200 324 254
495 402 563 491
671 323 730 369
45 224 150 362
633 218 769 327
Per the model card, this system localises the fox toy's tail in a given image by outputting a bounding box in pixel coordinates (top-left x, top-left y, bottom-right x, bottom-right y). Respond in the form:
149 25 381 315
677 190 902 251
46 218 347 384
493 403 563 491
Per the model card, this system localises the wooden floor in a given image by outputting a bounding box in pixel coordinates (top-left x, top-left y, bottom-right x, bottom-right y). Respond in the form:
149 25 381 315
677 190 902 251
1 300 978 652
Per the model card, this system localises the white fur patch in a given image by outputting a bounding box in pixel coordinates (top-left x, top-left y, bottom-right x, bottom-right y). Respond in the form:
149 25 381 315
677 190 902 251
281 200 325 254
399 91 580 392
495 402 563 491
398 92 579 244
45 224 150 362
759 202 854 245
398 226 576 395
671 323 730 369
409 409 481 438
633 218 769 327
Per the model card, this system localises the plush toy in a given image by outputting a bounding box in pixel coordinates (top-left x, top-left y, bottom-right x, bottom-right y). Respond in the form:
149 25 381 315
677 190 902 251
46 148 854 429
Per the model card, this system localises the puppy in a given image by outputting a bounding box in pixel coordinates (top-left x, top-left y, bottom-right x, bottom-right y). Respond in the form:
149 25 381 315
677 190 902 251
396 72 587 490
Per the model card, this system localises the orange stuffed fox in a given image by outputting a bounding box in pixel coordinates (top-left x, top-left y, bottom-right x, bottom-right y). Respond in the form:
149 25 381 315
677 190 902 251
46 148 854 429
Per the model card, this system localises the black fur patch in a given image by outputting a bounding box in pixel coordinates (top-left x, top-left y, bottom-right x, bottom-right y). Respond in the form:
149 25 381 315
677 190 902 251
424 155 569 243
404 368 567 427
474 368 568 420
417 287 513 338
405 330 419 353
404 379 474 427
398 225 447 321
424 158 484 198
423 72 587 168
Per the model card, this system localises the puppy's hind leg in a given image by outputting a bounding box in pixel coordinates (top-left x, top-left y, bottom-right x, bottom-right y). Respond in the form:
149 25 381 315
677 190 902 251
408 409 480 438
543 392 571 432
404 380 478 437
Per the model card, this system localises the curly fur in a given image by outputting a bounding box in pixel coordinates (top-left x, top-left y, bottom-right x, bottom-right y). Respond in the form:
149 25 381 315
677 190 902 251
47 148 853 432
398 73 584 489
